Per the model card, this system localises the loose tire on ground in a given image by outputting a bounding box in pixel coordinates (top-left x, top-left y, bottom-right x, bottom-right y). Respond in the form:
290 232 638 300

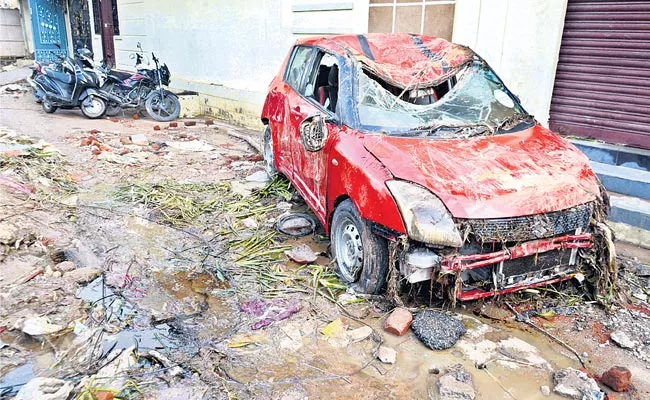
331 199 389 294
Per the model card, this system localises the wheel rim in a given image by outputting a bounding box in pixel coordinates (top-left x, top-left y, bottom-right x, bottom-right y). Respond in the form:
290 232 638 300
83 97 104 117
150 94 176 118
334 217 363 282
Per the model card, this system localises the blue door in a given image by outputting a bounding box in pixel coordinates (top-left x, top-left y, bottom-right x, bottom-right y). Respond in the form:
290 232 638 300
29 0 68 63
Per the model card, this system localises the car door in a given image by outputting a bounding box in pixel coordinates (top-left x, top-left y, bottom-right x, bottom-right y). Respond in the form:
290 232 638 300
287 51 340 223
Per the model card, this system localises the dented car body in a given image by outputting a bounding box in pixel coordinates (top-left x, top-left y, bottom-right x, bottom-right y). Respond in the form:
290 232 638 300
261 33 611 301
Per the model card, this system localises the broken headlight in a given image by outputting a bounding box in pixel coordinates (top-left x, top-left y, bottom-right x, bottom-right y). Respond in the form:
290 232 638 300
386 180 463 247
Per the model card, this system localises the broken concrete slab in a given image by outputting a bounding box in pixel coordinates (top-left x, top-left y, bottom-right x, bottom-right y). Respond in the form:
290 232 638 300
610 330 636 349
20 316 66 336
552 368 604 400
437 365 476 400
15 377 74 400
65 267 102 284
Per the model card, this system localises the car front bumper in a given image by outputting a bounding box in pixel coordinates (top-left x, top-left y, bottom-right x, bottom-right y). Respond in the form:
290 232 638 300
400 233 592 301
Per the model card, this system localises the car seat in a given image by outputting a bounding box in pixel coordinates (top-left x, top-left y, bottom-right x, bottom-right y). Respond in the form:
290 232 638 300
318 64 338 112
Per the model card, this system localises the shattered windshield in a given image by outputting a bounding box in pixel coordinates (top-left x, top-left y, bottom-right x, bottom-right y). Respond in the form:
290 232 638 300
357 61 530 138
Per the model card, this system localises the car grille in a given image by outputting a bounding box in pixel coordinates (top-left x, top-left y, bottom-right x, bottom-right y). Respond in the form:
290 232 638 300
463 202 593 243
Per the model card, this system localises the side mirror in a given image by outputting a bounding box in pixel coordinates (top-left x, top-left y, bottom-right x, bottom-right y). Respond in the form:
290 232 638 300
300 114 328 152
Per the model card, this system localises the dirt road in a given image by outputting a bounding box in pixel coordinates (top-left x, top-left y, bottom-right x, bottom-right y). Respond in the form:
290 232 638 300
1 90 648 400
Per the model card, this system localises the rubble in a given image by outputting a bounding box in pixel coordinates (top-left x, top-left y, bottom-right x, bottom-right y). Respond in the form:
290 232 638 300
384 307 413 336
540 385 551 396
601 366 632 392
19 316 66 336
552 368 604 400
65 267 102 284
285 244 318 264
0 222 18 245
411 310 466 350
437 365 476 400
610 330 636 349
377 345 397 364
347 325 373 342
15 377 74 400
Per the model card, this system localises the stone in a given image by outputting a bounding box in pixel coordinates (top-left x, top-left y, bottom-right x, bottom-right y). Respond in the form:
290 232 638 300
285 244 318 264
53 271 62 278
0 222 18 245
15 377 74 400
241 217 258 229
377 345 397 364
55 261 76 272
347 326 373 342
184 121 196 126
169 122 178 128
411 310 466 350
384 307 413 336
438 365 476 400
119 136 132 145
204 119 214 125
153 125 161 131
552 368 604 400
65 267 102 284
541 385 551 396
601 366 632 392
21 316 65 336
130 134 149 146
245 170 270 183
610 330 636 349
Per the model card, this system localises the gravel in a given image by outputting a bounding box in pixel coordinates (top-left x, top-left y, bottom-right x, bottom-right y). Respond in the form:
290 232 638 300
411 310 466 350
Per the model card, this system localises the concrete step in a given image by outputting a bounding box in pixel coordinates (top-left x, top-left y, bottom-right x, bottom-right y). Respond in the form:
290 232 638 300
570 139 650 172
590 161 650 200
609 193 650 231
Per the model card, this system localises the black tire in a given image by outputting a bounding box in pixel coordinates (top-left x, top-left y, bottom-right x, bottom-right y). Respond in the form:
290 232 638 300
32 90 43 104
42 100 57 113
331 199 388 294
80 96 107 119
105 103 121 117
145 90 180 122
263 125 278 177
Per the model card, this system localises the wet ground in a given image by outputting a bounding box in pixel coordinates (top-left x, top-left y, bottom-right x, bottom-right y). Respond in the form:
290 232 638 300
1 90 649 399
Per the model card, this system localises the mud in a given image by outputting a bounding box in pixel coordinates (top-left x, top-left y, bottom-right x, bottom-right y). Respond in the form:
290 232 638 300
1 92 649 399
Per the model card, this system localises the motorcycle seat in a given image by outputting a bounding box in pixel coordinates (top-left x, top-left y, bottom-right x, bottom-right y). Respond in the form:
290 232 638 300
110 70 132 80
45 69 73 84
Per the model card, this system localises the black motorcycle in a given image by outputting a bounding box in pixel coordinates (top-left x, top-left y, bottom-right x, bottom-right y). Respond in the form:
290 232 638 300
27 51 108 119
99 43 180 122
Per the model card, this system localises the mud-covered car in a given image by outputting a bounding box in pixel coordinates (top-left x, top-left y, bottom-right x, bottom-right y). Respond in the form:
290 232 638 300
261 33 615 301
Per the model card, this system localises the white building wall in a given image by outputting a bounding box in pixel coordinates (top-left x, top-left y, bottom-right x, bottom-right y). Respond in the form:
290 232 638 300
97 0 369 126
452 0 568 126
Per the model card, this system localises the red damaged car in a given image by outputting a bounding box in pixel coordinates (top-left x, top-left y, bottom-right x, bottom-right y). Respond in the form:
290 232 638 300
261 33 613 301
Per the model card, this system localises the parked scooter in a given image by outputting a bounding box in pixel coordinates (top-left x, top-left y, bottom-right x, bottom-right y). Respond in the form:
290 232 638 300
97 43 181 122
27 48 109 119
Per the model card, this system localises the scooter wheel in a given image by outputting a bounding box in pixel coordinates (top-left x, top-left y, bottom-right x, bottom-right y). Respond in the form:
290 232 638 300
42 100 57 113
80 96 107 119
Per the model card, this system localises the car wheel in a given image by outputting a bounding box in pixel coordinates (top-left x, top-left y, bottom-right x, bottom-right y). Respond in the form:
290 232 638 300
331 199 389 294
263 125 277 177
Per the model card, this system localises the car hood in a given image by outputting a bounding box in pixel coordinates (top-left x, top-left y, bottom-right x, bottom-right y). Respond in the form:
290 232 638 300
363 124 602 219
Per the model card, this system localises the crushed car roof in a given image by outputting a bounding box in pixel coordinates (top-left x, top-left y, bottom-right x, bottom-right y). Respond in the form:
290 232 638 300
298 33 475 89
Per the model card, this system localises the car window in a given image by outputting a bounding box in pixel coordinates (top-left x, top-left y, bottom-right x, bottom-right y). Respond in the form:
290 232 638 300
285 46 313 91
304 52 339 113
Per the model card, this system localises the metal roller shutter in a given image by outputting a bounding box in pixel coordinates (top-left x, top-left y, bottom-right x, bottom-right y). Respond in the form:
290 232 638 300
549 0 650 149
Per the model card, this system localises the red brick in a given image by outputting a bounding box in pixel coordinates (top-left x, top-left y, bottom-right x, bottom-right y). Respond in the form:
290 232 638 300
153 125 161 131
205 119 214 126
184 121 196 126
89 129 100 135
169 122 178 128
601 366 631 392
132 113 140 120
94 391 114 400
384 307 413 336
